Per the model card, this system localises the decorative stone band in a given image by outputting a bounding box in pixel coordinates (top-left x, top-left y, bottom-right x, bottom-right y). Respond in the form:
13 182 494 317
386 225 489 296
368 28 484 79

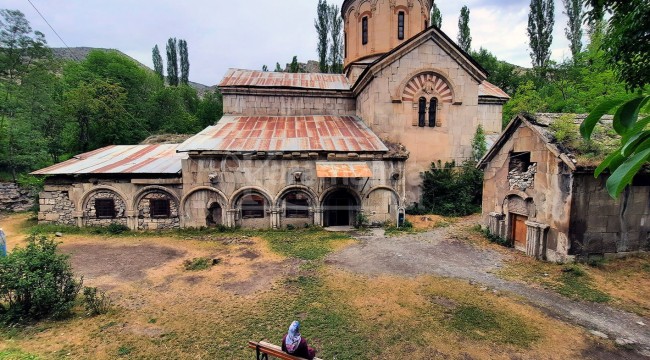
401 73 453 103
525 220 549 260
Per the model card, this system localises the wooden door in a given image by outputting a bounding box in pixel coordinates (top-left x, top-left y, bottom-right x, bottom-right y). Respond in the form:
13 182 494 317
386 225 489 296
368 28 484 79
512 215 528 249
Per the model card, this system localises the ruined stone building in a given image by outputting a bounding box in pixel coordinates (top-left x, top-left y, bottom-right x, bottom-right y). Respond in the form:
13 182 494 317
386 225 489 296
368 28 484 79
479 114 650 262
34 0 508 229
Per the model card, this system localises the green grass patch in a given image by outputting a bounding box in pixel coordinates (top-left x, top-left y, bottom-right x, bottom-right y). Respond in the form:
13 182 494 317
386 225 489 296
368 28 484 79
556 265 611 303
449 305 539 347
117 345 132 356
0 349 40 360
258 229 352 260
183 257 213 271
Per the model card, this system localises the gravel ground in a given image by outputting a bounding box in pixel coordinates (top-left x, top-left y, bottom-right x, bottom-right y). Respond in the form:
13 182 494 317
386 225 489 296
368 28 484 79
327 219 650 358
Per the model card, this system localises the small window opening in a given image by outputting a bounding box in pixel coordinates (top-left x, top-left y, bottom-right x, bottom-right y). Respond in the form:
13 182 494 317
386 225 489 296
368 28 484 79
418 97 426 127
241 194 265 219
95 199 115 219
150 199 171 218
509 152 532 172
428 98 437 127
398 12 405 40
362 17 369 45
285 192 310 218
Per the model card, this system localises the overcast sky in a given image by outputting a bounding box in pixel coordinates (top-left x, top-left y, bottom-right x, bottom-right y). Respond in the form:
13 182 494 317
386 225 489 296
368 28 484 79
4 0 579 85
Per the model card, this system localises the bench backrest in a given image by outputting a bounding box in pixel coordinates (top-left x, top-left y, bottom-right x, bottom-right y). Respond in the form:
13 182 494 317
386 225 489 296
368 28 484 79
247 340 322 360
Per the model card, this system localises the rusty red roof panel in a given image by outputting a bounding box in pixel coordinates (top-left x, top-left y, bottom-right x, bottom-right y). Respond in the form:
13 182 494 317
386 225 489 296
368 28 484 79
31 144 187 175
177 116 388 153
479 80 510 99
218 69 351 91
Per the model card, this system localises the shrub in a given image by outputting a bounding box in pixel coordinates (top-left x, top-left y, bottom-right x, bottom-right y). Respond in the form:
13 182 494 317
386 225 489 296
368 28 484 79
183 257 212 271
83 286 112 316
355 212 369 228
0 235 82 323
418 160 483 217
106 223 130 235
401 219 414 229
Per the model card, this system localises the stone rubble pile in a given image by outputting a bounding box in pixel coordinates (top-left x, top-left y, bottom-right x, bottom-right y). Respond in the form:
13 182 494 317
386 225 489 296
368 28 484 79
508 163 537 191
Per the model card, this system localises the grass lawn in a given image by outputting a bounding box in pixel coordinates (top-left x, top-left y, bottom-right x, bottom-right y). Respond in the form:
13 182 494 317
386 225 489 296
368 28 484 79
0 213 627 359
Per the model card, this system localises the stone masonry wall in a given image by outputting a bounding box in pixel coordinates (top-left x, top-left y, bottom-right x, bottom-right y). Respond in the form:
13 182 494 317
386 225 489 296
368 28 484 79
0 182 35 212
38 190 75 225
223 94 356 116
83 190 127 227
137 191 180 230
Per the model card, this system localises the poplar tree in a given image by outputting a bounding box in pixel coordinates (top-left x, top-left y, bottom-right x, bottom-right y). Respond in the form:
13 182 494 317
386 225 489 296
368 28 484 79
290 56 300 73
152 45 164 81
315 0 330 73
166 38 179 86
275 62 283 72
527 0 555 69
457 6 471 52
430 2 442 28
179 39 190 85
562 0 583 60
329 4 344 74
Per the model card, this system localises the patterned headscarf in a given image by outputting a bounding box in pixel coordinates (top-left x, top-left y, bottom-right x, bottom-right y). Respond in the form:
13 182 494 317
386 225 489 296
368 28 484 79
285 321 302 353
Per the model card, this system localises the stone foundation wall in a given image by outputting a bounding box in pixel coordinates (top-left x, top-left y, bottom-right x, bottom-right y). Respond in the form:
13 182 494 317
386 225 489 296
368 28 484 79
38 190 75 225
83 190 128 227
137 191 180 230
0 182 35 212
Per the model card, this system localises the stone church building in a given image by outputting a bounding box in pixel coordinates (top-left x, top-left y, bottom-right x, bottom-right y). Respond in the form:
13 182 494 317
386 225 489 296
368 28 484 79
34 0 509 229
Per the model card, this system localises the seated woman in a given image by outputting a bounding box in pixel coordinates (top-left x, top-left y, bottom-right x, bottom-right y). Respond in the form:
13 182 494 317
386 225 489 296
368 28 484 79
281 321 316 359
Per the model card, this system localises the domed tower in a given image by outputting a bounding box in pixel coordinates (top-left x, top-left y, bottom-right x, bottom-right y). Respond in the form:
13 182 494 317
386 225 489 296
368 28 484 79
342 0 433 71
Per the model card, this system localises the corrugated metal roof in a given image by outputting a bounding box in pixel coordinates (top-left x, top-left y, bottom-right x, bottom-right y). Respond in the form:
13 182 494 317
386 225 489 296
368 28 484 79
479 80 510 99
177 115 389 153
316 162 373 178
219 69 351 91
32 144 187 175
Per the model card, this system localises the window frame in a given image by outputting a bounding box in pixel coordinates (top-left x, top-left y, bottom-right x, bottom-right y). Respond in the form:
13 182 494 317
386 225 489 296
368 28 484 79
418 97 426 127
285 192 310 219
150 199 171 218
428 98 438 127
362 17 369 45
398 11 405 40
240 194 266 219
95 198 116 219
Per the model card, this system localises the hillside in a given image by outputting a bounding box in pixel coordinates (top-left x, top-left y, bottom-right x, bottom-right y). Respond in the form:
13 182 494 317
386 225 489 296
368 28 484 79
50 47 215 95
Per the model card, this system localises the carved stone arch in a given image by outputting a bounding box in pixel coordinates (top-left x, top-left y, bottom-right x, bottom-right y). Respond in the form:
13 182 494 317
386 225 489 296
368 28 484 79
393 68 460 104
181 186 228 211
180 186 229 228
363 186 402 207
133 186 180 210
319 186 362 205
503 193 536 218
230 186 274 209
274 185 318 208
78 185 131 212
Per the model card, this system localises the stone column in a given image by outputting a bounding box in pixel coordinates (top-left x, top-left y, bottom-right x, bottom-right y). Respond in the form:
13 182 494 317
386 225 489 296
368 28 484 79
126 210 136 230
488 212 505 237
226 209 238 228
270 207 280 229
313 207 323 227
73 211 83 227
525 221 549 260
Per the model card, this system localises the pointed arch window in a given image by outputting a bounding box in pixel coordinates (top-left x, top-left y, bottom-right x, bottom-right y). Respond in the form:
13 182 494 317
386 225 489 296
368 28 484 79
398 12 405 40
362 17 369 45
418 97 426 127
429 98 438 127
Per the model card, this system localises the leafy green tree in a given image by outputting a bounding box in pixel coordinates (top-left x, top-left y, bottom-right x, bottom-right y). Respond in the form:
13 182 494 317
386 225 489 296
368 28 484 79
562 0 583 60
328 4 343 74
430 2 442 28
472 125 487 162
315 0 330 73
289 56 300 73
196 89 223 128
419 160 483 216
166 37 179 86
179 39 189 85
146 86 199 134
502 80 547 127
275 62 283 72
457 5 471 52
527 0 555 69
471 48 522 95
152 44 164 81
0 235 82 323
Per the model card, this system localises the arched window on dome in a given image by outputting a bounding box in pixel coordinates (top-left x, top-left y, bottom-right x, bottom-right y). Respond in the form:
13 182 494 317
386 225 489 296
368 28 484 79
429 98 438 127
418 97 426 127
362 17 369 45
398 12 405 40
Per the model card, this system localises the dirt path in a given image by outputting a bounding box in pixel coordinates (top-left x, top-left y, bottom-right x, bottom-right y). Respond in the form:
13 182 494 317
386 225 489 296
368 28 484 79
327 218 650 357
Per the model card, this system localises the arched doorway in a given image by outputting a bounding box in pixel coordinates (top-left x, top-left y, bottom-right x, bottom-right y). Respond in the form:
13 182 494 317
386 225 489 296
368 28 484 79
322 188 359 227
206 202 223 227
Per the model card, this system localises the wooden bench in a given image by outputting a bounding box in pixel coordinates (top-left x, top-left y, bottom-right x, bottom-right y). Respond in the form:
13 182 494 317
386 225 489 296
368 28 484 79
248 340 322 360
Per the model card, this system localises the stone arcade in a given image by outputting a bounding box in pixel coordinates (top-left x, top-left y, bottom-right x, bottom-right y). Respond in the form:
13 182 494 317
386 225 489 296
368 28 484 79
34 0 509 230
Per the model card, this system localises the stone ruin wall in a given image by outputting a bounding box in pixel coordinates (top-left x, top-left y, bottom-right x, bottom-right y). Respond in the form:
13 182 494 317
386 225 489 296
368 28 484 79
0 182 36 213
83 190 128 227
137 191 180 230
38 190 75 226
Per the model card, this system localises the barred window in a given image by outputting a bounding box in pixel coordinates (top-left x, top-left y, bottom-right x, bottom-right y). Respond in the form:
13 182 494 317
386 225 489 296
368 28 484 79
150 199 171 218
95 199 115 219
429 98 438 127
285 192 310 218
362 17 369 45
398 12 405 40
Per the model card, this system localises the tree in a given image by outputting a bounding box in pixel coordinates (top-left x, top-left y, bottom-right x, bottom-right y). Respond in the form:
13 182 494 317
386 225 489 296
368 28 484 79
196 89 223 128
179 39 189 85
562 0 583 60
527 0 555 69
262 65 269 72
471 47 522 95
0 235 82 323
315 0 330 73
328 4 343 74
457 6 471 52
502 80 547 127
472 125 487 162
152 45 164 81
289 56 300 73
166 37 178 86
430 2 442 28
274 62 283 72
